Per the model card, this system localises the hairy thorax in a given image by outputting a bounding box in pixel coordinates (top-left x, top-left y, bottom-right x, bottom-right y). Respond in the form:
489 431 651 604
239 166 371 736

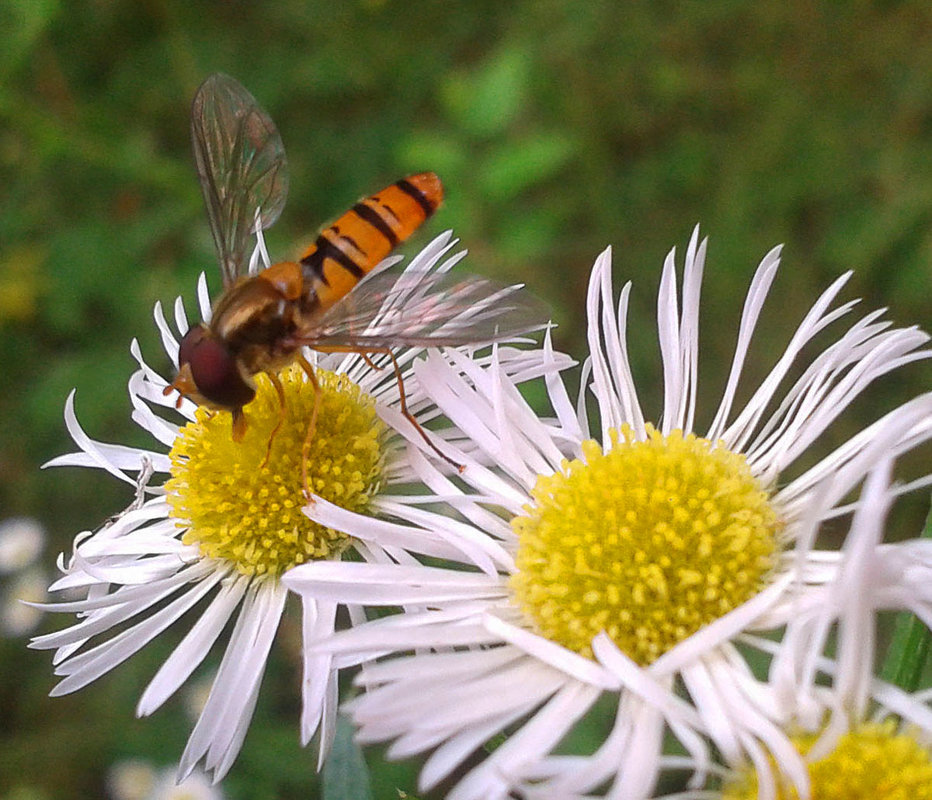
209 275 309 375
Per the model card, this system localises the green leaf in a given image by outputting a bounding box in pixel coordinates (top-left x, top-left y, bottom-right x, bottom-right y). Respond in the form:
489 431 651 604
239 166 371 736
395 132 469 179
322 716 374 800
0 0 60 78
478 133 575 203
440 46 531 139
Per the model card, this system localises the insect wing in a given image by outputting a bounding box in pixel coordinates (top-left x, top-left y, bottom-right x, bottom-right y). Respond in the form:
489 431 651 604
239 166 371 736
297 269 550 349
191 73 289 288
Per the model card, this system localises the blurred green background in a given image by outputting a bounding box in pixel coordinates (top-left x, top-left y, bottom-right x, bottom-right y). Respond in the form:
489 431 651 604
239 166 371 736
2 2 931 798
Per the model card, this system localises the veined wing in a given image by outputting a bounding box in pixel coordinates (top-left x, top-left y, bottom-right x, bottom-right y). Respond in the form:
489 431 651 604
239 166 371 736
191 73 289 288
295 269 550 349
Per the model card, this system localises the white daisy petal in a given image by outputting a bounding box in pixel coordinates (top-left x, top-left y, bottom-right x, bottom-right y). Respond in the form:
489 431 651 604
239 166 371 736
153 300 180 363
137 574 250 715
657 243 684 435
706 244 782 441
179 581 287 780
48 392 138 486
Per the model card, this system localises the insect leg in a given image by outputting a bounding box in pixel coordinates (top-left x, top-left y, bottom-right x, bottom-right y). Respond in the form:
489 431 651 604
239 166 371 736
259 371 288 469
369 347 464 473
360 353 383 371
296 354 323 501
231 407 248 442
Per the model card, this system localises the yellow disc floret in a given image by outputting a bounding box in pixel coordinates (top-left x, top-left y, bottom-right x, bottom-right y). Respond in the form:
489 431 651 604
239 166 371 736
723 721 932 800
510 424 780 663
166 364 385 577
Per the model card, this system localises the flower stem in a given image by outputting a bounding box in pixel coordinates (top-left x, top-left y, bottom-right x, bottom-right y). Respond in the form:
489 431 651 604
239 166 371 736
879 498 932 692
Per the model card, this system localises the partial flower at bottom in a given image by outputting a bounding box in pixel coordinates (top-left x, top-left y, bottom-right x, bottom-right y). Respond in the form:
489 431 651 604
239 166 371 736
285 227 932 800
30 233 561 781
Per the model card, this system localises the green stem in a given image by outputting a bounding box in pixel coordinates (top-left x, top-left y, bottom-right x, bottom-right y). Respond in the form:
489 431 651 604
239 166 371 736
879 499 932 692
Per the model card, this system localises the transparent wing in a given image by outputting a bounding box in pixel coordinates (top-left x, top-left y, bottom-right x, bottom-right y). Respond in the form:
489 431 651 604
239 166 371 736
191 73 289 288
296 269 550 349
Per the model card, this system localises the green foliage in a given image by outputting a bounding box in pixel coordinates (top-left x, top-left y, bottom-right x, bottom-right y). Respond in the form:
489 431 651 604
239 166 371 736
323 718 374 800
2 2 932 798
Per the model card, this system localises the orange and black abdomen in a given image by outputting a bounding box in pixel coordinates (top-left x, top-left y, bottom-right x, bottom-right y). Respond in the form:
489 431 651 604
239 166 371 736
298 172 443 310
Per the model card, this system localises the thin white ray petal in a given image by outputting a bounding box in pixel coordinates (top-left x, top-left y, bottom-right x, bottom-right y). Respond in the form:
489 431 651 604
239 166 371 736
657 244 682 436
302 497 509 570
128 339 171 391
48 566 227 696
298 594 338 758
152 300 180 364
542 328 584 442
179 580 286 780
719 272 854 452
446 681 603 800
678 228 705 434
173 294 190 338
706 245 782 441
324 612 499 666
592 635 702 730
137 574 250 715
606 700 667 800
284 561 504 605
483 613 620 690
196 272 211 321
678 661 742 765
32 561 216 651
365 497 515 573
586 248 626 435
47 392 137 486
420 704 537 790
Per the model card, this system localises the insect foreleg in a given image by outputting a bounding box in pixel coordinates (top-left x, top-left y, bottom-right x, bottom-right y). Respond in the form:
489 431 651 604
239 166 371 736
259 371 288 470
374 348 464 474
296 354 323 501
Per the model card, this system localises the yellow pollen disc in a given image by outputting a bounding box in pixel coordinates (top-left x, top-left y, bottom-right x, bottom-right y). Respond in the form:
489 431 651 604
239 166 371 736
723 721 932 800
510 424 780 664
166 364 385 577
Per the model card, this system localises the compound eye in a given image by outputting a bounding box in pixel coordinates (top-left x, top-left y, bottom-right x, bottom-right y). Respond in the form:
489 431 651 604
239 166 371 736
177 327 255 409
178 325 208 369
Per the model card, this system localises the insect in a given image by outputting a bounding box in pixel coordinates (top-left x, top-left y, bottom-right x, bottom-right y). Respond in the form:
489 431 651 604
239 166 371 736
164 73 546 494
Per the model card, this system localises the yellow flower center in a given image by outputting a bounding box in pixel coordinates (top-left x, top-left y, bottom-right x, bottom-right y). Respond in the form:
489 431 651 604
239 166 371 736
510 423 780 664
723 722 932 799
166 364 385 577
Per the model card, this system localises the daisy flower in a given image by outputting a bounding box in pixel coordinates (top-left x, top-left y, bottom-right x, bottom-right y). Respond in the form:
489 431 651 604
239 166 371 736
31 232 561 781
676 454 932 800
284 227 932 799
107 759 225 800
0 516 45 574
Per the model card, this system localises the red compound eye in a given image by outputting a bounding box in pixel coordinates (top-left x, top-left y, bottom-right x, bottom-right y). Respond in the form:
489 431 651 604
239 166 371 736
176 326 255 409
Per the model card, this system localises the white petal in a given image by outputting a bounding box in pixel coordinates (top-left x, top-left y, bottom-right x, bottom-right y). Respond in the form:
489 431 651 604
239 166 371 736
137 574 250 715
179 580 287 780
706 244 782 441
47 565 227 696
285 561 504 605
483 613 620 690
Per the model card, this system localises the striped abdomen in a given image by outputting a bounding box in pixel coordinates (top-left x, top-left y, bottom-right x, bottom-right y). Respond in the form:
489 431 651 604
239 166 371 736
298 172 443 310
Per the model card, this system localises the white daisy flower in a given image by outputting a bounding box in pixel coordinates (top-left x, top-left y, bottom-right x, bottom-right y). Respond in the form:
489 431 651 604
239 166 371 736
107 759 158 800
0 516 45 573
2 565 48 637
146 766 227 800
107 759 226 800
284 227 932 800
31 232 562 782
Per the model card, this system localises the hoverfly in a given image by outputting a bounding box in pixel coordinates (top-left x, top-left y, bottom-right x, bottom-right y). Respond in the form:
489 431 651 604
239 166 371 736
165 74 546 494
